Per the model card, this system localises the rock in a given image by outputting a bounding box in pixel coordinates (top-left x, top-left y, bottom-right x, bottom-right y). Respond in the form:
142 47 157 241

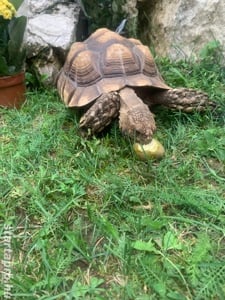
139 0 225 60
18 0 81 85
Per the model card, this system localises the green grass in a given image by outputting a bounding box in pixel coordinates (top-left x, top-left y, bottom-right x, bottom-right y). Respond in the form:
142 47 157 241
0 42 225 299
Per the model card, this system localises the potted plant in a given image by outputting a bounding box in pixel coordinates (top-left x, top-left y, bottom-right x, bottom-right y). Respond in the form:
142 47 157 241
0 0 27 108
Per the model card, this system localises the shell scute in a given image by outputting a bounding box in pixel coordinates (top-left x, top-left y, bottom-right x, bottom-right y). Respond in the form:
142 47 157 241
69 50 101 86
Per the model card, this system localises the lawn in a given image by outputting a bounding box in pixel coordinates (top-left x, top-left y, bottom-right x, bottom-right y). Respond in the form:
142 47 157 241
0 42 225 299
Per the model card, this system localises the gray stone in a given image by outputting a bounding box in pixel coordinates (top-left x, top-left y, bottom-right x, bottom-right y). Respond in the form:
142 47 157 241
141 0 225 60
18 0 81 85
27 14 75 56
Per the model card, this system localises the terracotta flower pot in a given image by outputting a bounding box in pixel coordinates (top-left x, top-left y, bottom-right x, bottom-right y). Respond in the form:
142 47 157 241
0 72 26 109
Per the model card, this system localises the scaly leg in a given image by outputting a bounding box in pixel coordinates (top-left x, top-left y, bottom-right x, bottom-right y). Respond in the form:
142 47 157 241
79 92 120 135
119 87 156 144
151 88 216 112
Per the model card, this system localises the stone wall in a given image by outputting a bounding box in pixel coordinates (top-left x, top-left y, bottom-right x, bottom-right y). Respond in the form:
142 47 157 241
139 0 225 59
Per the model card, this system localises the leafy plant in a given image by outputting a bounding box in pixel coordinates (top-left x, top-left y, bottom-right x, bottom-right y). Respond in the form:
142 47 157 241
0 0 27 76
81 0 138 37
70 277 104 299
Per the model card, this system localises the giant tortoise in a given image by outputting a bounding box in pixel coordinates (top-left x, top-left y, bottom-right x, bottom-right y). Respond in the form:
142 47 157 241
57 28 214 158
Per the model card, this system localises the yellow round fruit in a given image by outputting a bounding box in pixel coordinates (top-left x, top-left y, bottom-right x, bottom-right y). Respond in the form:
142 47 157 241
133 138 165 160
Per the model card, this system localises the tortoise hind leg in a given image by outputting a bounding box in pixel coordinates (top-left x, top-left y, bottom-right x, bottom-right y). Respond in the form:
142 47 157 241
151 88 216 112
79 92 120 136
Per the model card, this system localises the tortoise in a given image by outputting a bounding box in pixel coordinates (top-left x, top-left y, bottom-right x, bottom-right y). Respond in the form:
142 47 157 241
57 28 215 157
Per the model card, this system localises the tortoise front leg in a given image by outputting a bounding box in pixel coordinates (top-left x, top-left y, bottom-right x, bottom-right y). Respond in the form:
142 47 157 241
119 87 156 144
79 92 120 136
151 88 216 112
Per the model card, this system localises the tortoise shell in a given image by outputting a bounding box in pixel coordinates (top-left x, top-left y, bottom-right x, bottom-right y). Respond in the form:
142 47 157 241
57 28 170 108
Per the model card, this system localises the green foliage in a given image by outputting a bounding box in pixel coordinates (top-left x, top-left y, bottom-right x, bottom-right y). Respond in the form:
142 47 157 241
158 40 225 101
81 0 122 32
8 16 27 73
132 240 158 253
195 263 225 299
70 277 105 299
191 128 225 162
0 43 225 299
81 0 138 36
25 71 49 90
0 12 27 75
199 40 224 65
10 0 24 10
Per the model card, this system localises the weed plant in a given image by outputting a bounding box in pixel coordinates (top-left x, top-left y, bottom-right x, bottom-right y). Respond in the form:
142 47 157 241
0 42 225 299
